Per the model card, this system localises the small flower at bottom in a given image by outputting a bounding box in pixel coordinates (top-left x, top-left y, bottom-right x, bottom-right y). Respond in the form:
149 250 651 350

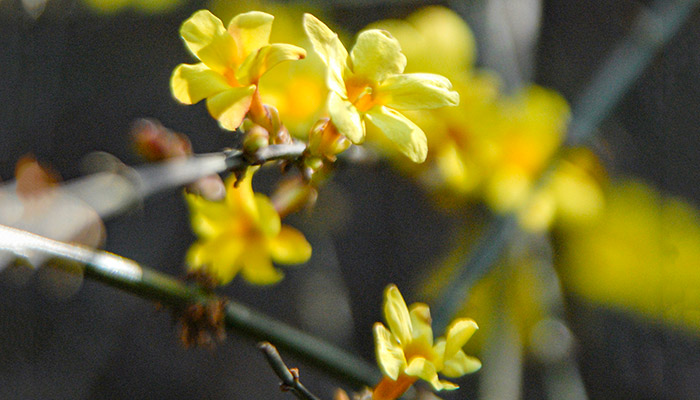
373 284 480 400
303 14 459 163
185 169 311 285
171 10 306 130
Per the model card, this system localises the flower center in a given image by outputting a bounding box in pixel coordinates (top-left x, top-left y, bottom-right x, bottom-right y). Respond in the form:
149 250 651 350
224 69 241 88
345 76 378 112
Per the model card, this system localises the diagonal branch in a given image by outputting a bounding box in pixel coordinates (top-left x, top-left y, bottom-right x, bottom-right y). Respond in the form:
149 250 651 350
259 342 322 400
0 223 380 389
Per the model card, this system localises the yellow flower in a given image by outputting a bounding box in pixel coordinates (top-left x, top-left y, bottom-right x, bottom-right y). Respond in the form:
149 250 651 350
482 86 570 212
171 10 306 130
302 14 459 163
373 285 481 400
185 169 311 285
558 180 700 333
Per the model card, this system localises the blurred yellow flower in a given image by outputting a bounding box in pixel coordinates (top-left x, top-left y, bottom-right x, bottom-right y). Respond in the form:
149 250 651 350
482 86 570 212
373 285 481 400
171 10 306 130
518 148 605 231
368 6 499 195
185 169 311 285
558 180 700 333
303 14 459 163
82 0 182 14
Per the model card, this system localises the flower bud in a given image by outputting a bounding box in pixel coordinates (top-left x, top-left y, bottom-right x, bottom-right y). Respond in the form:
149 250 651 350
243 123 270 155
308 119 351 160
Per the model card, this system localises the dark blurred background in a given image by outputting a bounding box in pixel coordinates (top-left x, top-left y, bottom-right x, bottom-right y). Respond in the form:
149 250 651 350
1 0 700 399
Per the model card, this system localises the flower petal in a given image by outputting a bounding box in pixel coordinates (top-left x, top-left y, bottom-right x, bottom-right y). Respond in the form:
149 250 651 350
224 168 258 217
206 86 256 130
253 193 281 237
442 349 482 378
383 284 412 346
303 13 348 95
409 303 433 348
350 29 406 83
240 243 284 285
373 322 407 380
269 226 312 265
328 91 364 143
365 106 427 163
171 63 230 105
237 43 306 85
404 358 445 391
185 192 229 238
228 11 274 61
444 318 478 360
186 236 244 284
180 10 237 73
377 73 459 110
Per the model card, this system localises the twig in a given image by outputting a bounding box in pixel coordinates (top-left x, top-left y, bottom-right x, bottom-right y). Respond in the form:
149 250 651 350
20 143 307 222
430 0 700 331
259 342 323 400
0 224 379 389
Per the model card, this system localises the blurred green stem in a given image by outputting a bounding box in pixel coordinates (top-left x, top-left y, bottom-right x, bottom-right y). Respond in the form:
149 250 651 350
0 224 379 389
431 0 700 331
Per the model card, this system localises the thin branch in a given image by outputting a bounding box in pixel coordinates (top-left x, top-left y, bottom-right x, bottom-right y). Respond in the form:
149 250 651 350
259 342 322 400
1 143 308 222
431 0 700 331
0 224 379 389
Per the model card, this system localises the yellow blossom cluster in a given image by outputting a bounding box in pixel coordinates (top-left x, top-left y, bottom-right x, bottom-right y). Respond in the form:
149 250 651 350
170 8 461 287
169 7 479 397
373 285 480 400
368 6 604 230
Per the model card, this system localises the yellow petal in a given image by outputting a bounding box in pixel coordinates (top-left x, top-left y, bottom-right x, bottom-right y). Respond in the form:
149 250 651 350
373 322 407 380
224 169 258 217
328 92 364 143
302 13 348 95
237 43 306 85
444 318 478 360
228 11 273 61
170 63 230 105
206 86 256 130
383 284 412 345
377 73 459 110
240 244 284 285
350 29 406 83
186 236 244 284
269 226 312 264
431 339 446 371
185 192 229 238
404 358 445 391
442 350 482 378
365 106 427 163
437 380 459 391
180 10 237 73
407 6 477 74
254 193 282 237
409 303 433 348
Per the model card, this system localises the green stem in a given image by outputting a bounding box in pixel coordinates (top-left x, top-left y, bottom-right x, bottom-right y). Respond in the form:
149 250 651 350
431 0 700 331
1 224 379 389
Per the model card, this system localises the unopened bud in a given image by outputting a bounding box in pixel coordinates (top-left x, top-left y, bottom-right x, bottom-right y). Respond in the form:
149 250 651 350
308 119 350 159
243 124 270 155
131 118 192 161
271 177 318 217
186 174 226 201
